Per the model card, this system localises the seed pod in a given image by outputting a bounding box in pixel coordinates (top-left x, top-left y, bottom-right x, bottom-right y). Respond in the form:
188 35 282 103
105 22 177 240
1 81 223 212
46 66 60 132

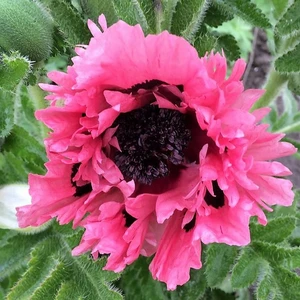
0 0 54 62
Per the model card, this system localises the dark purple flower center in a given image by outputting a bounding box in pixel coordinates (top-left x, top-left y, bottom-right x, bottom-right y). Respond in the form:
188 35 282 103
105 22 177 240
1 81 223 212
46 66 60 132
71 163 92 197
113 104 191 185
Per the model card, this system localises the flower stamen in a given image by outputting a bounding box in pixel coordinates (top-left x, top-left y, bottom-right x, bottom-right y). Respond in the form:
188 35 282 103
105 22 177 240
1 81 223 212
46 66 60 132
113 105 191 185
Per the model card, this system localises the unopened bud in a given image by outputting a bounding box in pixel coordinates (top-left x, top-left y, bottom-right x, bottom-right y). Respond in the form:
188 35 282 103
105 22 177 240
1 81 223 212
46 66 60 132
0 0 54 62
0 184 50 232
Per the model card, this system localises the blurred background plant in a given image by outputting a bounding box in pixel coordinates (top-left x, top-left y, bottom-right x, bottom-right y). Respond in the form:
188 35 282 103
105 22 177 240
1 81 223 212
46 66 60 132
0 1 299 299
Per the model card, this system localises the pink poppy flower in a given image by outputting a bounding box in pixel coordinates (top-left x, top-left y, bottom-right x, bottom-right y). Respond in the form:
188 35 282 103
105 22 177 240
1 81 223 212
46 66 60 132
18 15 296 290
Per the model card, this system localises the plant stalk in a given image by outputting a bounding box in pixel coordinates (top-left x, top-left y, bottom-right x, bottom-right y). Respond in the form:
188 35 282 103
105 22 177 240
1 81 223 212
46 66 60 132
27 84 49 139
154 0 163 33
252 69 288 110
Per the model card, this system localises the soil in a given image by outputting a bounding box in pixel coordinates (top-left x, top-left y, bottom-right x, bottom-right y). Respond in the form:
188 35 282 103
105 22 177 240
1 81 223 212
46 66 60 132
243 29 300 189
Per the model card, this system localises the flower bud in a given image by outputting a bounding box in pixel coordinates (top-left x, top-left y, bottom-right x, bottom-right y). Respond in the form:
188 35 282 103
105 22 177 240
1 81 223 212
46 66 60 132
0 0 54 62
0 184 50 232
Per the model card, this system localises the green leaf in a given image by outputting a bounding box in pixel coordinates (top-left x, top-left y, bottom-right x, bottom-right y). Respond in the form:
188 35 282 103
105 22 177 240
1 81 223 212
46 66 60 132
171 0 211 42
0 90 14 138
193 34 218 56
274 119 300 134
0 230 47 280
112 1 156 34
275 42 300 73
273 266 300 299
131 0 156 33
0 124 46 183
160 0 180 32
251 216 296 244
271 0 289 20
213 0 271 29
215 34 241 61
1 125 46 174
207 289 236 300
203 3 233 28
112 0 139 27
205 244 238 288
119 255 207 300
1 222 122 300
80 0 118 25
16 86 45 143
40 0 91 45
0 152 28 183
275 0 300 36
0 53 31 90
174 268 207 300
288 73 300 94
0 54 32 138
256 271 282 300
271 112 289 132
231 248 264 288
119 257 167 300
250 241 300 269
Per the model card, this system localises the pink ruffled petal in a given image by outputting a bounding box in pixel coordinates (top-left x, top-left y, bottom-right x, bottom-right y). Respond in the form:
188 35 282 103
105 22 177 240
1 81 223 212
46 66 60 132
150 211 202 290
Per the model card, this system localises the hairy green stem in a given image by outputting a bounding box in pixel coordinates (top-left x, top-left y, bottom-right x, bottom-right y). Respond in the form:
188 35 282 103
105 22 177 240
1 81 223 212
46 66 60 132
154 0 163 33
160 0 179 32
27 84 48 139
252 69 288 110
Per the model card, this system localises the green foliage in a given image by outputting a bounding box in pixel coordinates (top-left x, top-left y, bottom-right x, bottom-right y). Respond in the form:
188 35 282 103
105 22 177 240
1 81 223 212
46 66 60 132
171 0 211 42
275 42 300 73
231 248 264 288
271 0 289 20
0 222 122 300
112 0 156 34
0 0 54 62
119 257 168 300
0 53 33 139
0 89 15 139
255 271 279 300
0 125 46 183
230 223 300 297
0 53 31 91
274 1 300 73
132 0 156 33
174 268 207 300
112 0 139 27
275 0 300 36
250 216 296 244
80 0 118 25
194 34 218 56
119 256 207 300
212 17 252 60
205 244 238 287
40 0 91 45
1 125 46 165
204 289 236 300
16 86 46 142
213 0 271 28
193 30 241 62
288 73 300 94
264 87 300 134
215 34 241 61
203 3 233 28
160 0 180 32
